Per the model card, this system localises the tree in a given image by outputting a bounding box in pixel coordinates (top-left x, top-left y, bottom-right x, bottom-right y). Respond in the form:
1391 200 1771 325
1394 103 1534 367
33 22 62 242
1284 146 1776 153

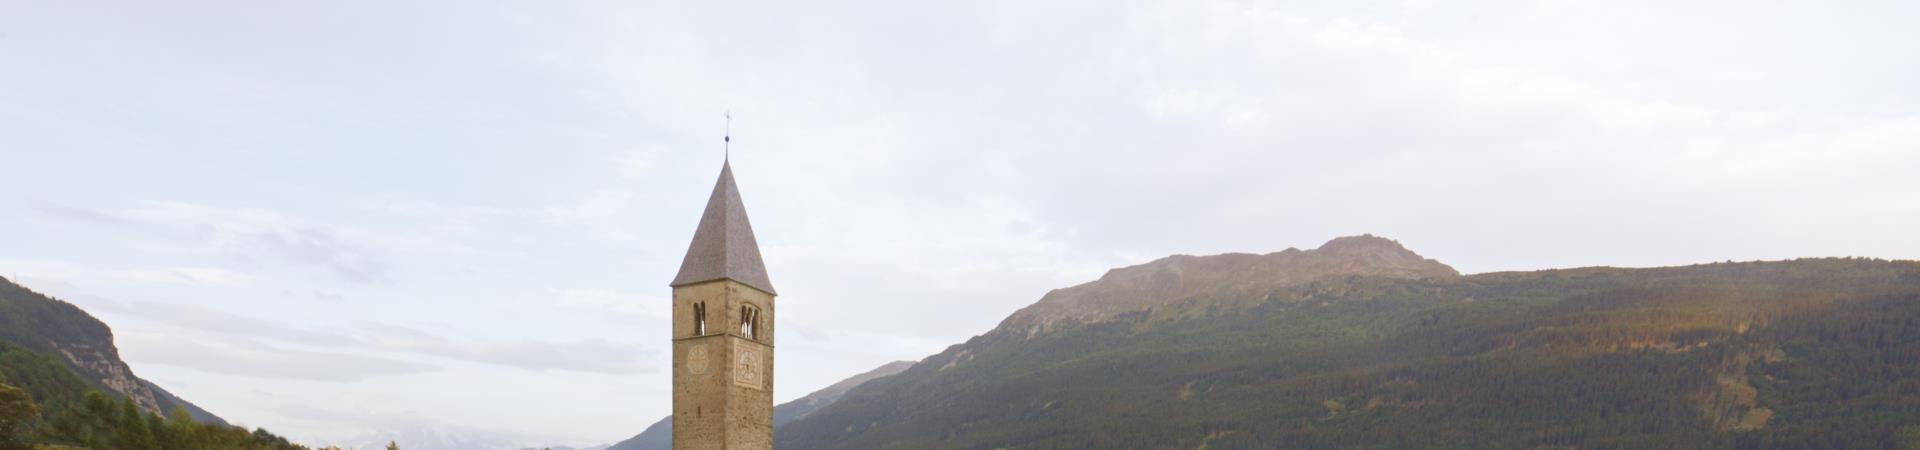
115 396 156 450
386 440 402 450
163 406 197 449
55 390 120 447
0 383 37 450
146 412 169 448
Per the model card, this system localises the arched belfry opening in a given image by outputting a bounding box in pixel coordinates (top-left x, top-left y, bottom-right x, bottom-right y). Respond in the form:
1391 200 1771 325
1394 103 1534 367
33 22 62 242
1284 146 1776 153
693 301 708 336
740 304 761 340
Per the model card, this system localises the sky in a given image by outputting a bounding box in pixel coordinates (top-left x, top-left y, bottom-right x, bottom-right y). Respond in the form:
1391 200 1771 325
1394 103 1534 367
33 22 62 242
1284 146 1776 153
3 0 1919 447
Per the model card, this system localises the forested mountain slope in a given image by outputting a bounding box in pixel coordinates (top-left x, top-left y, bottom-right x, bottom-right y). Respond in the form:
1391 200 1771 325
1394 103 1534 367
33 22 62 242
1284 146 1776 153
777 236 1920 450
0 277 223 425
0 276 313 449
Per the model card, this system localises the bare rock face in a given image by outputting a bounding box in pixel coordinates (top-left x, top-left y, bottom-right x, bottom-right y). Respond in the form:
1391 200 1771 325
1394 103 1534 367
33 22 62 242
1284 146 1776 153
996 235 1457 336
52 341 157 411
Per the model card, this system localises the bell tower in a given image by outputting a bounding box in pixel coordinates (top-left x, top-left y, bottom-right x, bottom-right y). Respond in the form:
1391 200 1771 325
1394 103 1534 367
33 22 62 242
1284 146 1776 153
670 161 776 450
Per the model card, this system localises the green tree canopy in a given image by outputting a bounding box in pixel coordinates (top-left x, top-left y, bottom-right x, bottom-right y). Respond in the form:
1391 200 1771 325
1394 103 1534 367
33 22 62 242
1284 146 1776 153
0 383 38 450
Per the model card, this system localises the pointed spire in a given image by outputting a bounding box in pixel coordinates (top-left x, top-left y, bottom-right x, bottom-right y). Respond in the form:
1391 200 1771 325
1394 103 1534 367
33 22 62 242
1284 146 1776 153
671 161 776 294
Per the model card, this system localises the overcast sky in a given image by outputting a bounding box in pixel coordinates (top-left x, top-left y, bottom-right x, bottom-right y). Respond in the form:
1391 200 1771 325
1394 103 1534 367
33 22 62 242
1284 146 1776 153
4 0 1919 447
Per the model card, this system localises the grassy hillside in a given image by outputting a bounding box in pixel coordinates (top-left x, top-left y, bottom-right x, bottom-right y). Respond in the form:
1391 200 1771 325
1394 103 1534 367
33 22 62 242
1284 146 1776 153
778 258 1920 449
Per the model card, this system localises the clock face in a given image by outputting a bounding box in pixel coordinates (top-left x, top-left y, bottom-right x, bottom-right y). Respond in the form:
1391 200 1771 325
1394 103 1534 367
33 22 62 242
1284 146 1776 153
687 344 709 375
734 348 762 390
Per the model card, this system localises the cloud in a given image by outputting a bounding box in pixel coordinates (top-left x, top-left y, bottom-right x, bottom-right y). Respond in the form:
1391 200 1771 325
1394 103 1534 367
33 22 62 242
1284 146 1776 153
128 202 393 284
32 202 394 284
87 291 649 379
99 300 355 348
360 323 654 375
0 261 106 293
105 297 654 376
119 332 438 383
111 267 254 287
29 202 144 229
525 287 670 319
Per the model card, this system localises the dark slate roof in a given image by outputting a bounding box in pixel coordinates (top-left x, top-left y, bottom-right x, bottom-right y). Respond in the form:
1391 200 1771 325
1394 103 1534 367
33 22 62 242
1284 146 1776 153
670 161 776 294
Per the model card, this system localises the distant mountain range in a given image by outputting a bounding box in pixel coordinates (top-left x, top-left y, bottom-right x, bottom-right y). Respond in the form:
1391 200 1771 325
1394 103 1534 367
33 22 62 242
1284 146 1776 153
605 360 915 450
774 235 1920 449
0 276 225 425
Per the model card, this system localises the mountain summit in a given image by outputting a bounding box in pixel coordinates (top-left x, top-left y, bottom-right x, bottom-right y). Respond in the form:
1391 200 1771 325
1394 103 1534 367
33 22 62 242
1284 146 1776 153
1001 234 1456 334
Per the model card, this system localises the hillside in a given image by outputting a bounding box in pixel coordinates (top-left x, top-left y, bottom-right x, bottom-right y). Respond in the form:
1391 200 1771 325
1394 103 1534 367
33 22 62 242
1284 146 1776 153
606 360 915 450
776 236 1920 449
0 277 223 425
0 276 314 449
773 361 918 428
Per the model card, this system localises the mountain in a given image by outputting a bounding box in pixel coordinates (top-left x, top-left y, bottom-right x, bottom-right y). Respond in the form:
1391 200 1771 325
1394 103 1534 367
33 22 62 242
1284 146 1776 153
776 236 1920 449
1000 234 1456 334
772 360 918 428
604 415 668 450
606 360 916 450
334 423 530 450
0 276 225 424
330 420 618 450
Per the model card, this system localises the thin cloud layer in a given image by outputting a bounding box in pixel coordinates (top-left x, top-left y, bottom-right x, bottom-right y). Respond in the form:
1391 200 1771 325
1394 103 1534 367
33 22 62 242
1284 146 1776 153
360 323 654 375
119 333 439 383
63 287 656 382
31 202 396 284
111 267 255 287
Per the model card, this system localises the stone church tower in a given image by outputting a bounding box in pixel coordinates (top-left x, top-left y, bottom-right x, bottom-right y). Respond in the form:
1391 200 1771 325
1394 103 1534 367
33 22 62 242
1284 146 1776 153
671 161 776 450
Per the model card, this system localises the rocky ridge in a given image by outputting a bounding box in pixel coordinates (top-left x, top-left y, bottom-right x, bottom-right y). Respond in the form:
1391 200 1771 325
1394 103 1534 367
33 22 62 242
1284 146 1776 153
997 234 1457 336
